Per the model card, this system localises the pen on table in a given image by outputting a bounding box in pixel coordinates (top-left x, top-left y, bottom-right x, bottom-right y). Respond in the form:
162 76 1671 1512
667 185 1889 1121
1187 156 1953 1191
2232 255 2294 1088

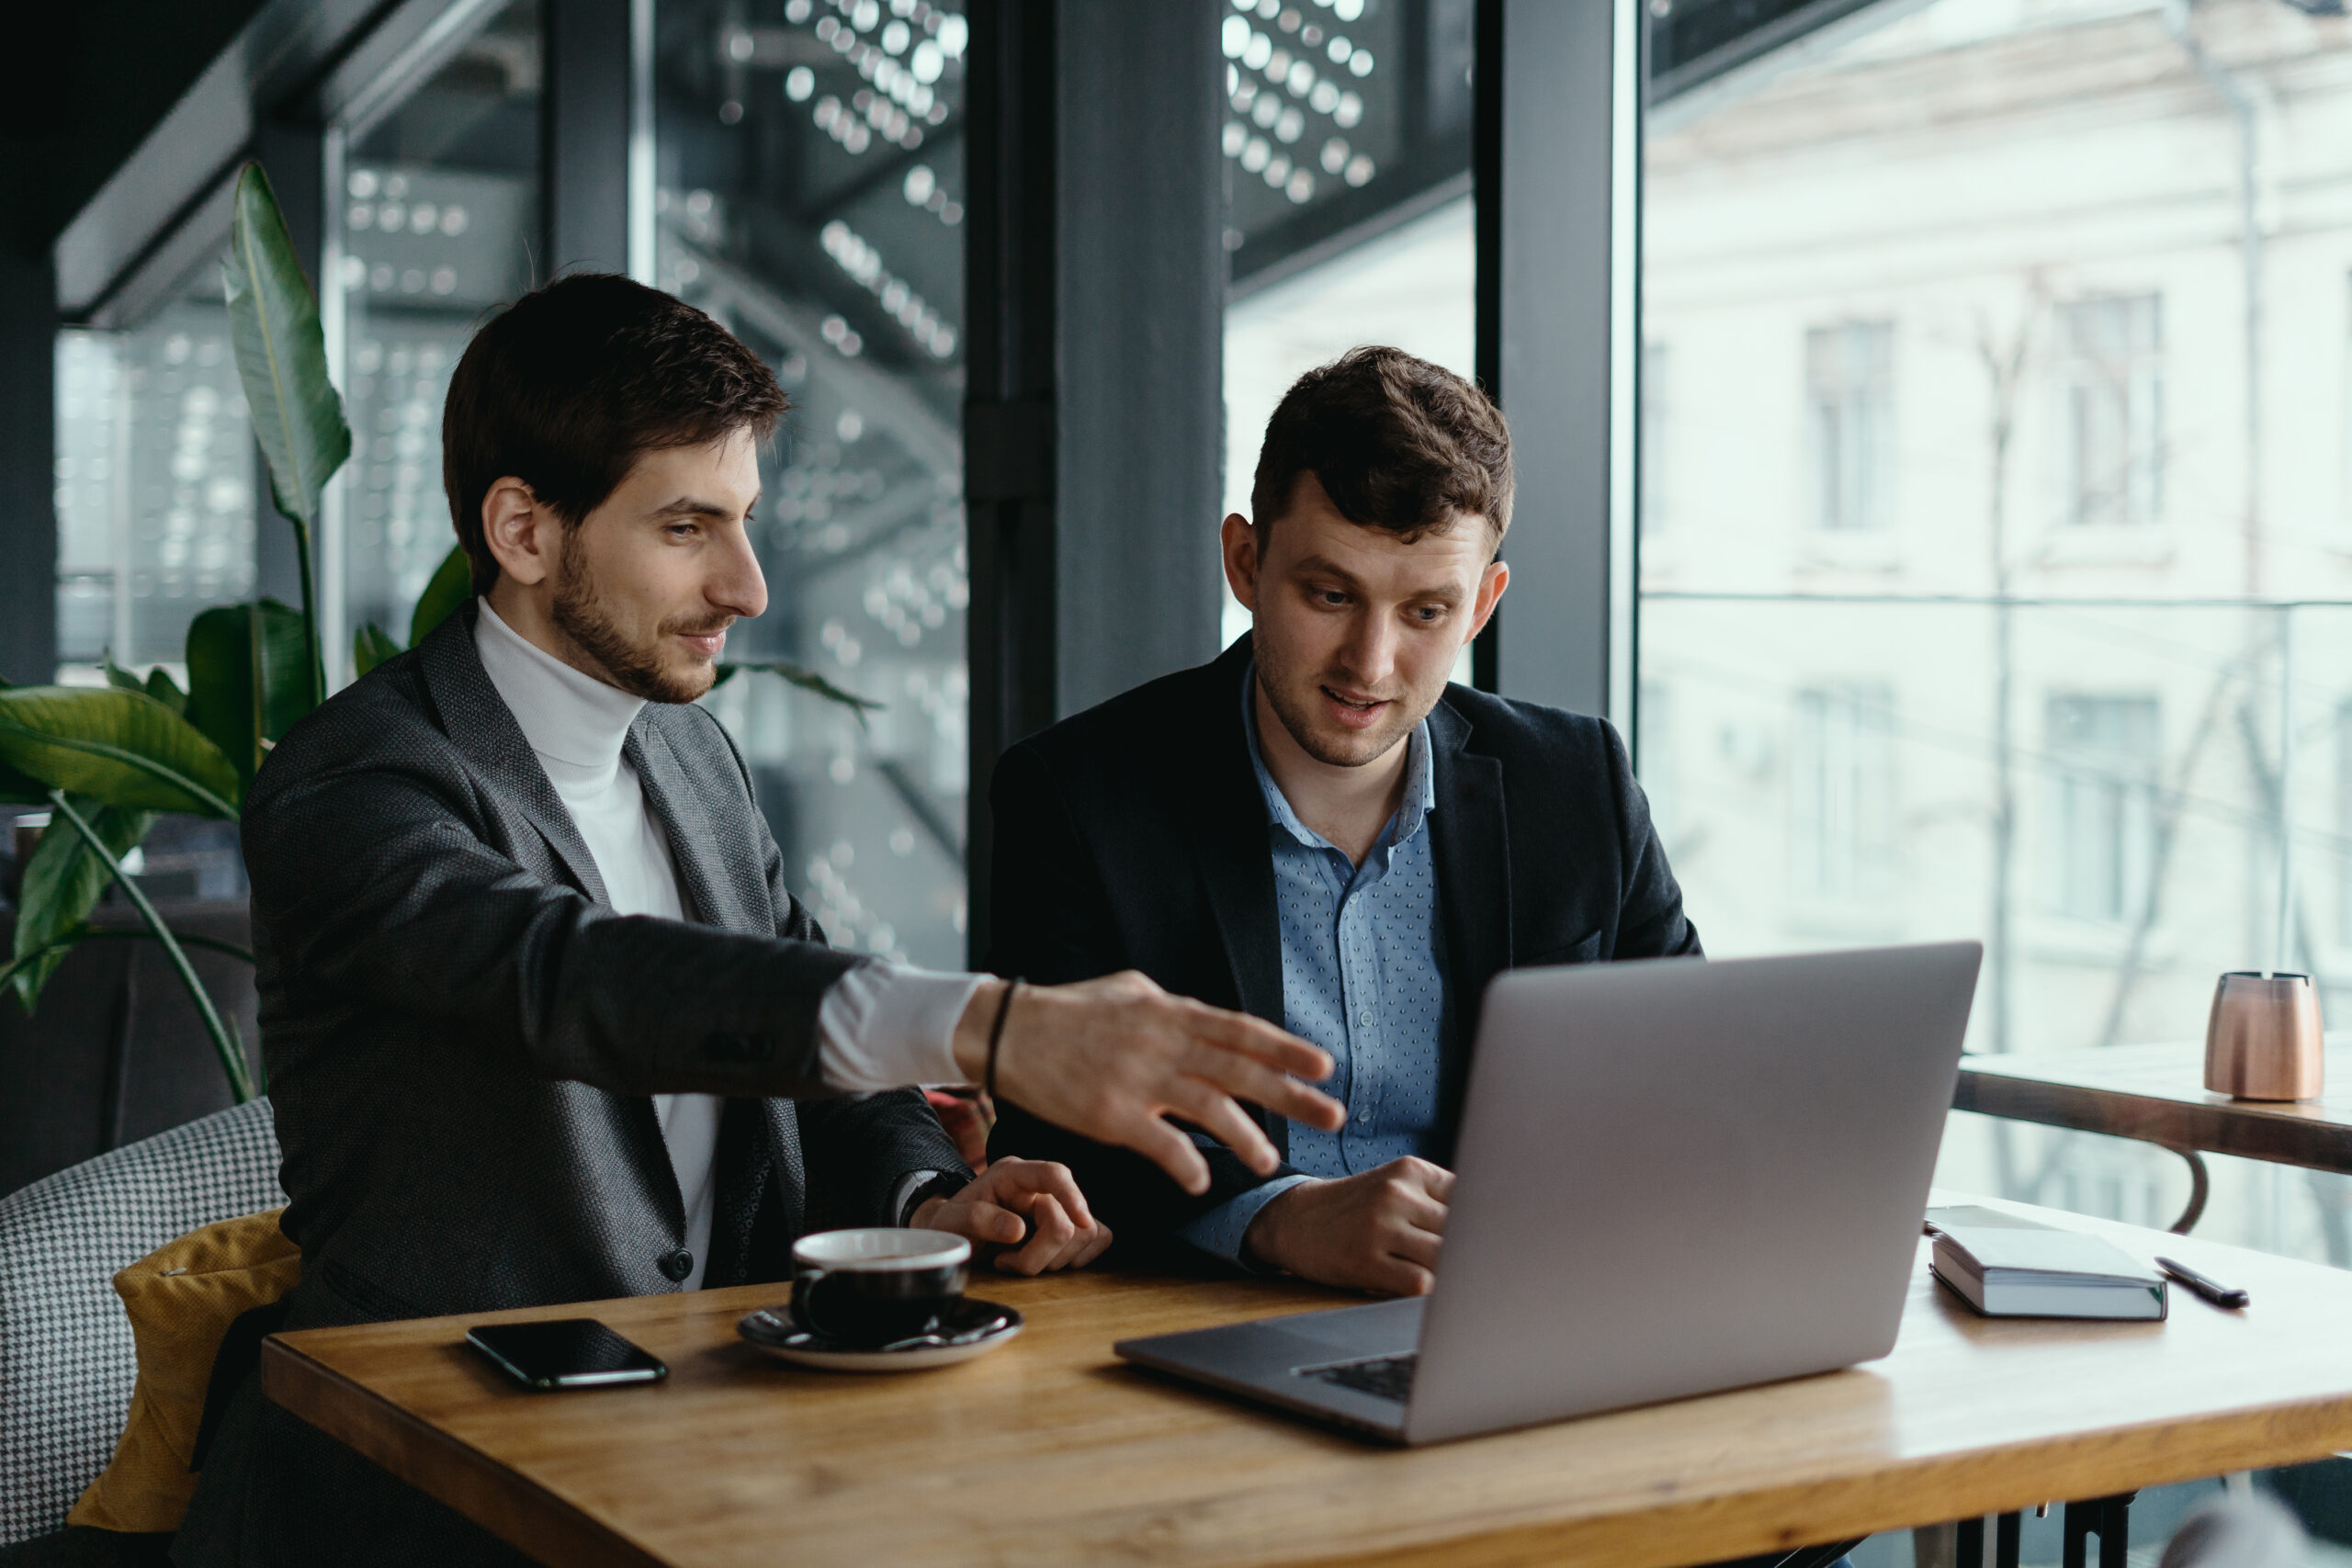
2155 1256 2250 1310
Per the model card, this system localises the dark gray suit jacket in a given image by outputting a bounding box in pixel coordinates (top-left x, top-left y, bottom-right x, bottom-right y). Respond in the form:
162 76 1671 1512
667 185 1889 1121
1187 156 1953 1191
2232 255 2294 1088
177 603 966 1567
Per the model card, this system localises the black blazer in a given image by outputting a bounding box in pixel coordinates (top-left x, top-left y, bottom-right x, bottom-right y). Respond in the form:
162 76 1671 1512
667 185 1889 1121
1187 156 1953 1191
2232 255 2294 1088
180 603 966 1568
985 637 1700 1249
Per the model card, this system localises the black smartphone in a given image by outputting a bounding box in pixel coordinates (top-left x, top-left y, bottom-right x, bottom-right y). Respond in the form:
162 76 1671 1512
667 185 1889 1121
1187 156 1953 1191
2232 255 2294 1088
466 1318 668 1391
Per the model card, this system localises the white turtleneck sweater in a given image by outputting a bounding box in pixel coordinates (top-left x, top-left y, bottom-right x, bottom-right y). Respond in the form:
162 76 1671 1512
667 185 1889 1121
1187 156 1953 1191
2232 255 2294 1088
473 600 977 1289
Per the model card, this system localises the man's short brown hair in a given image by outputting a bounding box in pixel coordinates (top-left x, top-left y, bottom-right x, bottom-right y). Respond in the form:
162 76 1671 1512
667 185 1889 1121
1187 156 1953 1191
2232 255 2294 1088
1249 345 1513 547
442 273 787 593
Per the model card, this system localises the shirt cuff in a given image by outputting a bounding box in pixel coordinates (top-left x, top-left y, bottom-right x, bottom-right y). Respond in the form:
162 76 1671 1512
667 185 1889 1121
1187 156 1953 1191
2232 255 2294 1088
817 962 983 1091
891 1170 946 1228
1174 1175 1317 1270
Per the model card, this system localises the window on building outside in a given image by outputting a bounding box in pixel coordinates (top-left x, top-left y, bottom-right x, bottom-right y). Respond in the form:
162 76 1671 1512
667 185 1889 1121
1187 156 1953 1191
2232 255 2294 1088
1790 683 1894 906
2045 694 2158 923
54 272 258 676
2059 294 2164 528
1804 321 1894 533
1641 0 2352 1260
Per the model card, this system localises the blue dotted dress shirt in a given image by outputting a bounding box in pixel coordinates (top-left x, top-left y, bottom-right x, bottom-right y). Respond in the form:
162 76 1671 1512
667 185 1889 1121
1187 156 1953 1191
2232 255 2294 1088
1176 664 1448 1265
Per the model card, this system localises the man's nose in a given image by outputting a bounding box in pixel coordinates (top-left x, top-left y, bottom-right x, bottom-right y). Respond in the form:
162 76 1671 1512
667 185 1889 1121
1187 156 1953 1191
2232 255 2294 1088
712 528 768 620
1337 611 1396 688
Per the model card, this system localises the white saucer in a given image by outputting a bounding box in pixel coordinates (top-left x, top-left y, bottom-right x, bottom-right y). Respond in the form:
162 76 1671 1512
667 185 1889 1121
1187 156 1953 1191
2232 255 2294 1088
737 1299 1023 1371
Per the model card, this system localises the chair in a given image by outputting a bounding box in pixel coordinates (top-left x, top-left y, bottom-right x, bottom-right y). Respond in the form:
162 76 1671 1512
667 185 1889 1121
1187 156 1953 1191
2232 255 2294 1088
0 1100 284 1545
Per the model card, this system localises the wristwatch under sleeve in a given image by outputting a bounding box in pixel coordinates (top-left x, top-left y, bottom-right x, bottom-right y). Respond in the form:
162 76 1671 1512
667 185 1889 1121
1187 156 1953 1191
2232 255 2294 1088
898 1170 968 1228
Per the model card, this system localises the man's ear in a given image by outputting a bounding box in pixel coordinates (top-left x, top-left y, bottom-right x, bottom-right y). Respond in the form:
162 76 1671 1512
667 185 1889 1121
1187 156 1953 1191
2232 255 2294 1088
1219 513 1260 613
481 478 552 588
1466 558 1510 642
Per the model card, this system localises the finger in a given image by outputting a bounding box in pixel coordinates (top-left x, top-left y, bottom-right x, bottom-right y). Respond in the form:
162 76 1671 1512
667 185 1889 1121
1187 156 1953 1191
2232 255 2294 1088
1390 1187 1448 1237
1161 1079 1283 1177
1168 996 1334 1074
959 1200 1029 1247
1001 1195 1078 1275
989 1157 1096 1232
1419 1163 1457 1203
1386 1261 1437 1297
1384 1222 1442 1271
1072 1221 1114 1269
1120 1116 1214 1195
1177 1039 1346 1132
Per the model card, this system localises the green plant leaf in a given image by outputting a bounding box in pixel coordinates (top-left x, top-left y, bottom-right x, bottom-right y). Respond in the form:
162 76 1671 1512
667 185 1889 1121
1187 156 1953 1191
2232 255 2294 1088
100 657 144 694
8 796 155 1012
712 662 884 727
353 622 402 679
144 667 188 716
0 687 243 818
183 601 309 788
222 164 351 532
409 545 473 647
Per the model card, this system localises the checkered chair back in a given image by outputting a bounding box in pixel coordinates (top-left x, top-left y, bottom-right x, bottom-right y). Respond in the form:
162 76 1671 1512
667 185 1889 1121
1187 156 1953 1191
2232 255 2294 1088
0 1099 284 1543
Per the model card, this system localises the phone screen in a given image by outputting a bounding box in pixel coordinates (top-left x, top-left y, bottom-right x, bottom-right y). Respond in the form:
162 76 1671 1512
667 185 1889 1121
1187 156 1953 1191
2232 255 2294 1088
466 1318 668 1390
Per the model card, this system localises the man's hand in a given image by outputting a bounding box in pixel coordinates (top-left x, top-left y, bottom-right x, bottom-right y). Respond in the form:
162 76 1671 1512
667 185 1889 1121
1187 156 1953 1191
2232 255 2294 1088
1243 1157 1453 1296
910 1156 1114 1275
953 972 1343 1196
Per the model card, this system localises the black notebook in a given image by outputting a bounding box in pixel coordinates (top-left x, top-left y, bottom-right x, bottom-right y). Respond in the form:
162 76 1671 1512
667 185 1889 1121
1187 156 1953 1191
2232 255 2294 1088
1925 1205 2167 1320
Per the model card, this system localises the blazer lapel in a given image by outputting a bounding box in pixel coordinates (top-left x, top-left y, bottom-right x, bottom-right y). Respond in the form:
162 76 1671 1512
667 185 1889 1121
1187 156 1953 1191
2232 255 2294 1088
1428 694 1510 1165
1183 642 1287 1155
417 603 613 908
626 716 757 933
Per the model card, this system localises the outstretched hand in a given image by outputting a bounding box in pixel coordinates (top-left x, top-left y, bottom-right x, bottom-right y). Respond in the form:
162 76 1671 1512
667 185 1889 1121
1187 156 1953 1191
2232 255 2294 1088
952 971 1344 1195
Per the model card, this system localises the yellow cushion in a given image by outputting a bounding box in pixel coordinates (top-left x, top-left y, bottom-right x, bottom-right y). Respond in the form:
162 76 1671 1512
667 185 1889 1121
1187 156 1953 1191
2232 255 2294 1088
67 1208 301 1534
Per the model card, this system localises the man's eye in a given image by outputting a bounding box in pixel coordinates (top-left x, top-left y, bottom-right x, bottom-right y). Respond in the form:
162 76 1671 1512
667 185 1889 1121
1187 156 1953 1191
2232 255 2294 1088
1413 605 1445 623
1317 590 1348 606
667 524 698 539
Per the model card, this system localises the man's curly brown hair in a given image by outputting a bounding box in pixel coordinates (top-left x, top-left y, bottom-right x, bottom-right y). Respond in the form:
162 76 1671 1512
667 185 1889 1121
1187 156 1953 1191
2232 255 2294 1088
1249 345 1513 548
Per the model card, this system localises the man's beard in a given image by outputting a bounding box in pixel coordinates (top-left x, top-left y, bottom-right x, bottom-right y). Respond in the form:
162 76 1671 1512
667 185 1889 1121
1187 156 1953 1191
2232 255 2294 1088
1250 625 1428 769
549 530 728 705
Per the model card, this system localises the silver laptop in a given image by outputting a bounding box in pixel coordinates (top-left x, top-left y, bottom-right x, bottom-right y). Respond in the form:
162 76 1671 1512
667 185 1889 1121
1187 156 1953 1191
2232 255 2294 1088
1114 942 1982 1445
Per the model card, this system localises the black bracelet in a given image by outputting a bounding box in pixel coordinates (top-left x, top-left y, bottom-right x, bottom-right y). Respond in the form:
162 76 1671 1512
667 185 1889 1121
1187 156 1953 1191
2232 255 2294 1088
984 979 1021 1105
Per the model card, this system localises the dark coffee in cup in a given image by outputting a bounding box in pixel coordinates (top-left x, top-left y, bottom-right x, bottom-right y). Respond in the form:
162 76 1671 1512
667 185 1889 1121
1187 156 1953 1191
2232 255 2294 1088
789 1229 970 1348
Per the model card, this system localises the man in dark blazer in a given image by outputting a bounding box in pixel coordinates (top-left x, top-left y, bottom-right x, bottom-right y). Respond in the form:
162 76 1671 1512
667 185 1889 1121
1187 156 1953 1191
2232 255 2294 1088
988 346 1699 1296
178 276 1340 1567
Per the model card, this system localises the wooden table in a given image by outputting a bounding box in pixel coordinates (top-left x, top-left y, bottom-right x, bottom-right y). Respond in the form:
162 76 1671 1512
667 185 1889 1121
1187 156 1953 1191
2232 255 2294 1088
265 1196 2352 1568
1955 1043 2352 1230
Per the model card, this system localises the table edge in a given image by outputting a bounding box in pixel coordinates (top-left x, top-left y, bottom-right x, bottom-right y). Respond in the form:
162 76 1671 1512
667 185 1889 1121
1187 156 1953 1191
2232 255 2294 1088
263 1325 2352 1568
1953 1065 2352 1175
260 1334 660 1568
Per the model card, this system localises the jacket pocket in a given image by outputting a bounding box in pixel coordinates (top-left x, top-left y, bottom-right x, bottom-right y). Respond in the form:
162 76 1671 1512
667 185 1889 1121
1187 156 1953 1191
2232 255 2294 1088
1519 927 1605 968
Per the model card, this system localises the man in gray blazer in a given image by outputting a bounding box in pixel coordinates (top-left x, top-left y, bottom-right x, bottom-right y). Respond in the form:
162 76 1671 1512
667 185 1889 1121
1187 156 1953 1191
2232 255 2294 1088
177 275 1340 1566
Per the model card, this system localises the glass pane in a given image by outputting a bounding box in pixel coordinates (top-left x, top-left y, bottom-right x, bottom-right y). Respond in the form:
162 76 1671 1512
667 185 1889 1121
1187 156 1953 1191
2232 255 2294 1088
54 269 258 675
654 0 970 968
1639 0 2352 1260
333 0 542 673
1221 0 1476 657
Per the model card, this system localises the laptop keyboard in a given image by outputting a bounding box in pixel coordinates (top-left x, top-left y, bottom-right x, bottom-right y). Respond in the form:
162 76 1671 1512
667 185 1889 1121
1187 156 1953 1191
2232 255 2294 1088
1298 1352 1419 1403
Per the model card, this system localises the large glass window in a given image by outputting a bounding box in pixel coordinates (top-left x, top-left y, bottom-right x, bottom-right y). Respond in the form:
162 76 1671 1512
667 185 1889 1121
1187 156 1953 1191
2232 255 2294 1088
1221 0 1476 653
329 0 543 674
653 0 971 967
1641 0 2352 1262
54 270 258 676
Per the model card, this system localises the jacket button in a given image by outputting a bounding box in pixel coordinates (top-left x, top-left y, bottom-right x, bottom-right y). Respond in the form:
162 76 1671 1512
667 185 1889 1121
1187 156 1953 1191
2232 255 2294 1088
659 1247 694 1282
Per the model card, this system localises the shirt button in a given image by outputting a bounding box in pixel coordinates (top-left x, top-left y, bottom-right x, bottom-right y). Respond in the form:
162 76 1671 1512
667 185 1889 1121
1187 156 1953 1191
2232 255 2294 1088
1359 1010 1374 1028
659 1247 695 1282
